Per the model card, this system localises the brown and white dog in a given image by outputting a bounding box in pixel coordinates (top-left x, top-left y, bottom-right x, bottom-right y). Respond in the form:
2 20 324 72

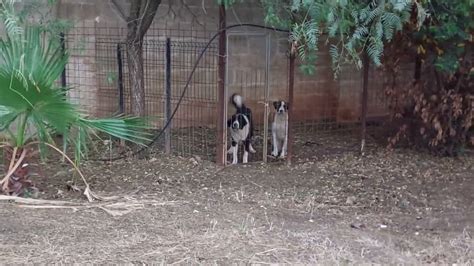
271 100 288 158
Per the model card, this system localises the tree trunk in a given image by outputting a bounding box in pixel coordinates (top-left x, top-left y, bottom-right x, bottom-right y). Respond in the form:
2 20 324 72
123 0 161 116
127 39 145 116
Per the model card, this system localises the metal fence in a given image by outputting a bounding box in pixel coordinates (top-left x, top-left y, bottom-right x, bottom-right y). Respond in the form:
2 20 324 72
63 24 219 161
62 23 394 164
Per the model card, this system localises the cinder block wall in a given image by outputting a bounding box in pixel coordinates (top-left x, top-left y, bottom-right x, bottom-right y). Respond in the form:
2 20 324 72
56 0 402 127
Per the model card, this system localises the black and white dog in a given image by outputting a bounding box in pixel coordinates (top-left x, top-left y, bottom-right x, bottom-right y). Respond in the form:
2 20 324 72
271 100 288 158
227 93 256 164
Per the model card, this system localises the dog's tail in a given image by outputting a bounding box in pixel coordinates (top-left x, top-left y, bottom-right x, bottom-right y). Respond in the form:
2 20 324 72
230 93 243 109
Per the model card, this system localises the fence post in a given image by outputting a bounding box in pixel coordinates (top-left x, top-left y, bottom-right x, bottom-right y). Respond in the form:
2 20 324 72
360 52 370 156
165 38 172 154
287 42 296 165
216 4 227 166
262 34 271 163
59 32 67 89
59 32 68 163
116 43 125 114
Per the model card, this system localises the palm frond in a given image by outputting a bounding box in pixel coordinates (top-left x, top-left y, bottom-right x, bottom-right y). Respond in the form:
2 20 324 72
78 117 153 146
0 0 23 38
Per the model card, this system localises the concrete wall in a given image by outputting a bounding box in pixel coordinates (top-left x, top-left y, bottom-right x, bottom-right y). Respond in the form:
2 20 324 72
56 0 401 127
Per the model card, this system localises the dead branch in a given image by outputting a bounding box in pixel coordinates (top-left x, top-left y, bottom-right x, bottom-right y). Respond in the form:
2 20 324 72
1 195 188 217
0 195 79 205
109 0 128 21
1 147 26 191
167 0 177 19
201 0 207 14
180 0 204 26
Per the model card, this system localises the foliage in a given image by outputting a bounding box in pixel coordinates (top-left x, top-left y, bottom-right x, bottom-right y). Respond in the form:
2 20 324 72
1 0 73 42
0 0 152 197
216 0 244 8
384 0 473 156
257 0 428 76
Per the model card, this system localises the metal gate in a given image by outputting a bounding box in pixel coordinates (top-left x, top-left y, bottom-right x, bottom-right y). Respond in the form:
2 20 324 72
225 32 271 164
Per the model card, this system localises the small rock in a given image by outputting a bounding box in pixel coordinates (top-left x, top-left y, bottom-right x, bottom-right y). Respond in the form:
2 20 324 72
399 199 410 209
380 224 388 229
189 158 199 166
53 171 68 178
346 196 356 205
350 222 365 229
66 184 81 192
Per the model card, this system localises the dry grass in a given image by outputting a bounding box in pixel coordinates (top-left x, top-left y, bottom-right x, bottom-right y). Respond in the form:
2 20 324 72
0 132 473 264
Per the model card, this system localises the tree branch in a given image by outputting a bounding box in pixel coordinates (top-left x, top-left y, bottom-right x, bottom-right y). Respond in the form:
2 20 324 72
167 0 177 19
137 0 161 38
180 0 203 26
126 0 142 43
109 0 127 21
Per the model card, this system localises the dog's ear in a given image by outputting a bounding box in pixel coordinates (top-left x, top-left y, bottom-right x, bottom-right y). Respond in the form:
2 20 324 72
227 118 232 128
285 102 289 110
273 101 279 110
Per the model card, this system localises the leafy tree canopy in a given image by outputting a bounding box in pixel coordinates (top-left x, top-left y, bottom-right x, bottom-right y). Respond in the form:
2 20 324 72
411 0 473 75
219 0 429 76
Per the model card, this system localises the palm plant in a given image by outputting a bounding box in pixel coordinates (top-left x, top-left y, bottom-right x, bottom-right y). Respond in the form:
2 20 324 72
0 2 152 200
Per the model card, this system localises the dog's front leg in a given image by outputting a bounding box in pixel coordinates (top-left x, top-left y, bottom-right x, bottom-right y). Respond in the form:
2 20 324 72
232 141 238 164
227 140 236 154
243 140 250 164
271 130 279 157
280 127 288 158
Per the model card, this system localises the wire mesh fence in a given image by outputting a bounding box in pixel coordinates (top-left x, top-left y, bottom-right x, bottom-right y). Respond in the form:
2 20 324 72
62 23 397 164
63 24 219 161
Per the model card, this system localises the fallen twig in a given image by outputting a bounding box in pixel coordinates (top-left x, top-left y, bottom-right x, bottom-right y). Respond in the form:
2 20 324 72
17 205 80 211
0 195 188 216
0 195 80 205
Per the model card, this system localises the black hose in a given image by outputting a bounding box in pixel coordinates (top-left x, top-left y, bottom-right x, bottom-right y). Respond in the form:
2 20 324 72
95 23 289 162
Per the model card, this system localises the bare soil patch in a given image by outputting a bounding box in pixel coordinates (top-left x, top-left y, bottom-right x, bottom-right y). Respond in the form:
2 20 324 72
0 136 473 264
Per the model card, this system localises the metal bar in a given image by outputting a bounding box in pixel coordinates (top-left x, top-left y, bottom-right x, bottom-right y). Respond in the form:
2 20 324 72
116 43 125 114
287 43 296 165
262 34 271 163
165 38 172 154
59 32 67 89
59 31 68 162
360 52 370 156
217 4 227 165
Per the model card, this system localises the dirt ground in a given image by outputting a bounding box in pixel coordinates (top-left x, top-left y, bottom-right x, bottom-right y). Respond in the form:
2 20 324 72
0 136 473 264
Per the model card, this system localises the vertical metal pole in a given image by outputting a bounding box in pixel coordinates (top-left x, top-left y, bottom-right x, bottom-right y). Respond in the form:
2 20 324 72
287 43 296 165
262 34 271 163
217 5 227 165
116 43 125 114
59 32 68 162
165 38 172 154
60 32 67 89
360 52 370 156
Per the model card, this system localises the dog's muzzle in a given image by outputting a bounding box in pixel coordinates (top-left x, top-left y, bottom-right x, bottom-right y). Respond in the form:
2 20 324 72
232 121 239 129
